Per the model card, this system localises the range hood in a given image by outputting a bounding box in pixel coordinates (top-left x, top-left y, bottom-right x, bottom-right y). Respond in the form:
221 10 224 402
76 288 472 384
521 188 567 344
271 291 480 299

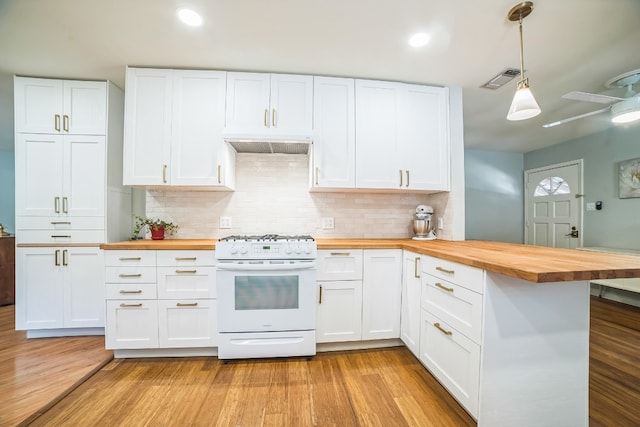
223 133 312 155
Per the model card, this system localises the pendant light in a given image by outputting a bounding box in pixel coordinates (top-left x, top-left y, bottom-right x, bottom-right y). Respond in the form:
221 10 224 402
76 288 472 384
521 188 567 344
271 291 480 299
506 2 541 121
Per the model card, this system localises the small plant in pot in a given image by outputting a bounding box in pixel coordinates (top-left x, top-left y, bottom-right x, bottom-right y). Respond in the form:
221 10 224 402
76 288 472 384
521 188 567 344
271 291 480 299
130 215 179 240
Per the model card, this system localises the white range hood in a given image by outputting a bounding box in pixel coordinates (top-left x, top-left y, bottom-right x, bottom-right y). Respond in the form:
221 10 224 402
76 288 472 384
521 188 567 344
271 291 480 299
223 132 312 155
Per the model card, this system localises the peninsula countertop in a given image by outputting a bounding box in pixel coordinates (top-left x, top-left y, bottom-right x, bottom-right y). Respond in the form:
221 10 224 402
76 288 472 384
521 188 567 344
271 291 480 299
100 238 640 283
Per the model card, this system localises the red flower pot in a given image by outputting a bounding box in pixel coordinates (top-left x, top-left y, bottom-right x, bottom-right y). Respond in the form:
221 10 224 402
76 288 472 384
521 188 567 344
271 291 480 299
150 225 165 240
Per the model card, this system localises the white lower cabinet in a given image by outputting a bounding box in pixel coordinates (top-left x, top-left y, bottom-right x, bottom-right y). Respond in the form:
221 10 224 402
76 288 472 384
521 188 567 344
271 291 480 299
400 251 422 356
104 249 217 352
362 249 402 340
316 280 362 343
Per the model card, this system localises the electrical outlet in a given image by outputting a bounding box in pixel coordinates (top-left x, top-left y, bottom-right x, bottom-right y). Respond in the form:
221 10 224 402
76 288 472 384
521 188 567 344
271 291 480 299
438 217 444 230
322 217 335 229
219 217 232 229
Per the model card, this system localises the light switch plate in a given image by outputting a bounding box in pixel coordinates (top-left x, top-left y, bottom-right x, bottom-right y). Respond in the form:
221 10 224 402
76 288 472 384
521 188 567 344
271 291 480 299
586 202 596 211
219 217 232 229
322 217 335 229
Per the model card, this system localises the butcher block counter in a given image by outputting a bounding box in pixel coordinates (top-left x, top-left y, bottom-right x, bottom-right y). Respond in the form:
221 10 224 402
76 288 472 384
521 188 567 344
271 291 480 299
101 238 640 283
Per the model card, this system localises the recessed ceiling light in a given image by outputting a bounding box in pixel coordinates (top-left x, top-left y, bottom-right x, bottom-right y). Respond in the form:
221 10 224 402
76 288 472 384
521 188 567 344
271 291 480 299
177 8 203 27
408 32 431 48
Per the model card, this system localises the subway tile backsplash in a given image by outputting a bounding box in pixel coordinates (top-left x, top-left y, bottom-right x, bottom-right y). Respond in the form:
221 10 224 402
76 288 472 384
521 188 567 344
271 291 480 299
145 154 453 239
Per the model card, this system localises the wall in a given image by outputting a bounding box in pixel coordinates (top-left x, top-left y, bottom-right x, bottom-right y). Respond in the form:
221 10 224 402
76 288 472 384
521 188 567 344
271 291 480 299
0 148 14 233
144 154 454 240
464 149 524 243
524 125 640 250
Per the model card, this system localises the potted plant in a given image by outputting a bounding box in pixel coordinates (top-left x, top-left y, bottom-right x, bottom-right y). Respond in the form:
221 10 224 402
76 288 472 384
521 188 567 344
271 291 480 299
131 215 179 240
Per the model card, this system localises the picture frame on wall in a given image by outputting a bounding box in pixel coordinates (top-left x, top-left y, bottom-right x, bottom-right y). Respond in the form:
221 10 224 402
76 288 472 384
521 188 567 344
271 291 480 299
619 157 640 199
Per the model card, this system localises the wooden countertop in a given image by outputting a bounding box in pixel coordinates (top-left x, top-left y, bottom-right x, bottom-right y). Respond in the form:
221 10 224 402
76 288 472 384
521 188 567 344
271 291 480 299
100 238 640 283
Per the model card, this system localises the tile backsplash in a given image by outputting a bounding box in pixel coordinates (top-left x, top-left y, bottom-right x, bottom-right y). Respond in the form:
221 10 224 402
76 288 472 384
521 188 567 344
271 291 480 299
145 154 453 239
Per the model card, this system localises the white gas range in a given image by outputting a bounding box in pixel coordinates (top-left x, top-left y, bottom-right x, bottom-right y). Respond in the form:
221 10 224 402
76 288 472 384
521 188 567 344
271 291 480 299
215 234 317 360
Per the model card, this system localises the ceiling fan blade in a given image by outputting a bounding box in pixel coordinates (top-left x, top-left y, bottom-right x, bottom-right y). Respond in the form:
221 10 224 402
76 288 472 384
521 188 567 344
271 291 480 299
542 107 611 128
562 91 624 104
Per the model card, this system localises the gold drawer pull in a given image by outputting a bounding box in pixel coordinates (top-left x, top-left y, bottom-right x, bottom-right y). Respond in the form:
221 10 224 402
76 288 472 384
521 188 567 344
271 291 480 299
435 282 454 292
119 290 143 294
51 235 71 238
414 257 420 278
119 273 142 278
119 257 142 261
120 303 143 308
436 266 455 275
177 302 198 307
51 221 71 225
434 322 453 336
319 285 323 304
329 252 350 256
175 269 197 274
175 257 197 261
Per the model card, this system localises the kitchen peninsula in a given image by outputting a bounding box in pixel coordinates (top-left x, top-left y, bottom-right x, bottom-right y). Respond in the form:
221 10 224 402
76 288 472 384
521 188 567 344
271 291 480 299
101 238 640 427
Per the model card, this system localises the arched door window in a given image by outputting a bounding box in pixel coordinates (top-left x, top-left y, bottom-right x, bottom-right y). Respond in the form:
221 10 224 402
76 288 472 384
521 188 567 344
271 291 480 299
534 176 570 197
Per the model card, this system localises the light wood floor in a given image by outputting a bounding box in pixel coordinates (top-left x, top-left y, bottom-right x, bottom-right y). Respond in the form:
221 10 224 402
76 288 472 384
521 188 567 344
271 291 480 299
0 305 113 426
4 296 640 426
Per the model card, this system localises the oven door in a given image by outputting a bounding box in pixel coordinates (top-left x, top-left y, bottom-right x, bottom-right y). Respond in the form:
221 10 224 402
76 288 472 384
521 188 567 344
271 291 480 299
216 260 316 333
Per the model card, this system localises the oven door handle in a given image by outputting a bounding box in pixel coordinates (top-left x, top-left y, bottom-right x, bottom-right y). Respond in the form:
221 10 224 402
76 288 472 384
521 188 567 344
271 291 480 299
216 262 316 271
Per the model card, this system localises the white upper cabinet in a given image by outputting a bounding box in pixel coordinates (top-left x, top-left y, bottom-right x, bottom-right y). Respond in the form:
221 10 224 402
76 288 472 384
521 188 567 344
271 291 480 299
123 68 233 188
14 77 107 135
310 76 356 189
355 79 450 191
225 72 313 138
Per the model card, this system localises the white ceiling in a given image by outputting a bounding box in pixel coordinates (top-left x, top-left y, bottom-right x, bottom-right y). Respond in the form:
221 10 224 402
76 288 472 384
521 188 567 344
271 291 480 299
1 0 639 153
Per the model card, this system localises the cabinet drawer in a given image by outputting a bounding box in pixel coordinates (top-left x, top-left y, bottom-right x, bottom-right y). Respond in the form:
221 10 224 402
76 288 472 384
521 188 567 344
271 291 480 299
106 283 157 300
16 216 105 230
105 266 156 283
16 229 105 244
157 266 216 299
422 256 484 294
317 249 363 281
156 250 215 267
158 299 217 348
104 250 156 267
105 300 158 349
421 274 483 343
420 309 480 418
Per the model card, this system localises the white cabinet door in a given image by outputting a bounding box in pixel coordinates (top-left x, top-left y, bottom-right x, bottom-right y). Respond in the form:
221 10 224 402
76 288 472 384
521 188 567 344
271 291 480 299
15 247 64 330
269 74 313 137
316 280 363 343
225 72 271 133
105 300 159 349
316 249 363 281
362 249 402 340
401 252 422 356
14 77 106 135
64 135 106 217
64 247 105 328
311 76 355 189
400 84 450 191
123 68 173 185
158 299 217 348
170 70 228 186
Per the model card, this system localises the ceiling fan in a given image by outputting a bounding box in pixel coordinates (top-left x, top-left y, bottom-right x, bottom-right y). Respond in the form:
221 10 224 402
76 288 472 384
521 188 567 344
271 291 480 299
543 69 640 128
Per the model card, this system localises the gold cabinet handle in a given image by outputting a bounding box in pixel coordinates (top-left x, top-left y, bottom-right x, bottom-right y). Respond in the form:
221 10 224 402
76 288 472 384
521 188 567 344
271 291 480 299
162 165 168 183
55 249 60 266
175 269 197 274
330 252 350 256
264 109 269 127
435 282 454 292
399 170 403 187
177 302 198 307
54 114 61 132
119 290 143 294
217 164 222 184
62 249 68 266
54 197 61 213
120 303 143 308
63 115 69 132
62 197 68 213
175 257 197 261
315 167 319 186
51 235 71 238
436 266 455 275
434 322 453 336
272 108 276 127
414 257 420 278
319 285 323 304
406 170 410 188
119 257 142 261
119 273 142 278
51 221 71 225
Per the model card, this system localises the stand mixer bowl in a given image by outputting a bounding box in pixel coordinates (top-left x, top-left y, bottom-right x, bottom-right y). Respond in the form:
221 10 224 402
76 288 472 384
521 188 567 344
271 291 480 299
413 218 433 236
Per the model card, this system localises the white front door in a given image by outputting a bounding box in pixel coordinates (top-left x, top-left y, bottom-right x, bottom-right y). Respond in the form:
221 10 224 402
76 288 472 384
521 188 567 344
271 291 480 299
525 160 583 248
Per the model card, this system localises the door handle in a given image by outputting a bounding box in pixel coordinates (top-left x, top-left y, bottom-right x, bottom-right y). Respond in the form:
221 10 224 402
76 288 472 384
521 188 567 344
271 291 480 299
566 226 579 238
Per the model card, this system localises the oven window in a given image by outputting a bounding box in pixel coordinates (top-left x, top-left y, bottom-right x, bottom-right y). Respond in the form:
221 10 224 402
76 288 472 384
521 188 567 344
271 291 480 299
234 275 299 310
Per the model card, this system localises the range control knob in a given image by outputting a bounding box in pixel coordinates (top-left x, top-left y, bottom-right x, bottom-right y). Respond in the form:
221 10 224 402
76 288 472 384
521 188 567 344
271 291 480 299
230 246 237 254
240 245 248 254
284 245 292 254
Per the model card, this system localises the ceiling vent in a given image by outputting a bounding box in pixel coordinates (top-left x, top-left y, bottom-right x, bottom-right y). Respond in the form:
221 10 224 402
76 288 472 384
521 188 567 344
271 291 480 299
481 68 521 89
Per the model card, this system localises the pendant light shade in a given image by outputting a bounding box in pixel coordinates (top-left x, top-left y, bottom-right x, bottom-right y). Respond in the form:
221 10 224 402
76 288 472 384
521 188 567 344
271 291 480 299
506 2 541 121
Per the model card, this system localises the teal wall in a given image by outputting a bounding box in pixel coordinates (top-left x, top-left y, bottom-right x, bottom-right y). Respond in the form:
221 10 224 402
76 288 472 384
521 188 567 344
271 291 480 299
0 148 14 233
464 149 524 243
525 125 640 250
